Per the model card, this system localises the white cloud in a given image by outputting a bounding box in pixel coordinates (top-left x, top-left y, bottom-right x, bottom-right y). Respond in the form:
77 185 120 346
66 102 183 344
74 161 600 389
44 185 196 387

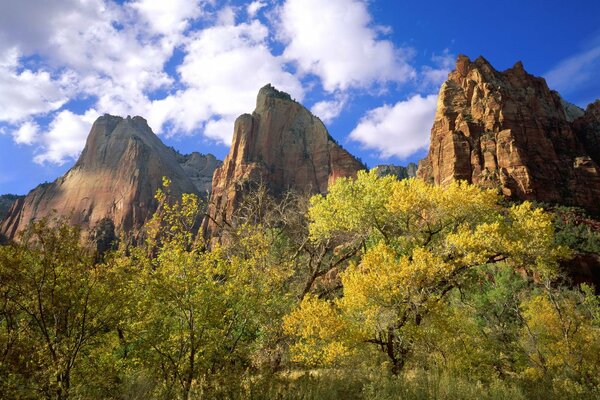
33 109 98 165
421 51 454 90
349 94 437 159
128 0 205 37
0 48 72 124
277 0 415 91
12 121 40 145
247 1 267 18
148 16 303 144
0 0 183 163
545 45 600 97
311 95 348 124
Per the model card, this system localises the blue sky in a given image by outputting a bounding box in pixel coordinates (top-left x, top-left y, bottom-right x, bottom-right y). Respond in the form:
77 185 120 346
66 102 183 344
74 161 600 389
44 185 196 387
1 0 599 195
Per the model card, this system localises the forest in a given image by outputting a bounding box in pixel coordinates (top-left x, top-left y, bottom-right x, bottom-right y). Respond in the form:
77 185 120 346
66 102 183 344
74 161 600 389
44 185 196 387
1 171 599 400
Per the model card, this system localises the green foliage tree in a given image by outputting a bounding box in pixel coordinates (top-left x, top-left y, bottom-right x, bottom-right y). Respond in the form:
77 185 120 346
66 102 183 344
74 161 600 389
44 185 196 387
0 218 122 400
114 178 294 399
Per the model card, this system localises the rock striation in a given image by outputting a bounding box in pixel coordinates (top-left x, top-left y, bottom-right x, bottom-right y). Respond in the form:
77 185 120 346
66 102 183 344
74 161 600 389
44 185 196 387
417 55 600 213
203 84 366 238
1 115 219 240
374 163 418 180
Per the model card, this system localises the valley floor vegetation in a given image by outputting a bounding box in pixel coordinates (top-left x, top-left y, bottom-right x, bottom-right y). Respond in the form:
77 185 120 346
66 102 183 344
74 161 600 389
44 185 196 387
1 172 599 399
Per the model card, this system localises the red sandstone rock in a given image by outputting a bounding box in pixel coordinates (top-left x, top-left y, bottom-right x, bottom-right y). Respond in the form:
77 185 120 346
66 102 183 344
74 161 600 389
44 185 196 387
203 84 365 238
418 55 600 213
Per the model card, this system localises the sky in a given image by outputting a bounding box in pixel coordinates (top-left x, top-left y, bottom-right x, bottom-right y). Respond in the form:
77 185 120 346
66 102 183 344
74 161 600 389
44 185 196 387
0 0 599 195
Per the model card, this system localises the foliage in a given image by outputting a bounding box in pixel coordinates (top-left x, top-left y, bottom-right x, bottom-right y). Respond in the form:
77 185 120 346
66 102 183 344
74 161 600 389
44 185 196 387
1 173 599 398
0 218 123 399
287 171 569 374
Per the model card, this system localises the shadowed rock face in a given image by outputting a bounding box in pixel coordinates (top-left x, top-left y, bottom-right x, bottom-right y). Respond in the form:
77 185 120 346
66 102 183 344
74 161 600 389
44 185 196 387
176 152 222 197
374 163 418 180
1 115 219 240
417 55 600 213
203 84 366 238
0 195 23 221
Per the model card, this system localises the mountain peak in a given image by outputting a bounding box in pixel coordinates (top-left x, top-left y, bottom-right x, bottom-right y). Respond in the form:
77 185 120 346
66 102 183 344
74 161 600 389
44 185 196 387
1 114 221 240
418 56 600 212
203 85 365 240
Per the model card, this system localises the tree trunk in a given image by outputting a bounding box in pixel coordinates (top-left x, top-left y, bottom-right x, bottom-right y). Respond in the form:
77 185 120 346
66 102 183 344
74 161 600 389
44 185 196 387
56 370 70 400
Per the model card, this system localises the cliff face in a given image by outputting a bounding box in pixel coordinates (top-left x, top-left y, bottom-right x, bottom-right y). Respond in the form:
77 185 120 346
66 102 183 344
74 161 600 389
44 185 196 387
417 55 600 212
203 84 366 238
1 115 219 240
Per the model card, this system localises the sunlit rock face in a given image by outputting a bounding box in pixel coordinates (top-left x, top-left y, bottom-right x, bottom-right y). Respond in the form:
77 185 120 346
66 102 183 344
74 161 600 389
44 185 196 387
203 84 366 239
418 55 600 213
1 115 220 240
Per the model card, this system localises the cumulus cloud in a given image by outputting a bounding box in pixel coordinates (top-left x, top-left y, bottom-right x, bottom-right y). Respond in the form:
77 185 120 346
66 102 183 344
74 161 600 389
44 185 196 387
277 0 415 91
0 0 183 163
420 51 455 90
148 15 303 144
33 109 98 165
0 48 72 124
247 1 267 18
349 94 437 159
12 121 40 145
129 0 205 37
311 95 348 124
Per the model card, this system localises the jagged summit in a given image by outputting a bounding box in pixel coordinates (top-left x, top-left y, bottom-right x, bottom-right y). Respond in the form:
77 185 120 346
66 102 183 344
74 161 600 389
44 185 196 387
257 83 294 102
417 55 600 212
1 114 220 240
203 84 365 239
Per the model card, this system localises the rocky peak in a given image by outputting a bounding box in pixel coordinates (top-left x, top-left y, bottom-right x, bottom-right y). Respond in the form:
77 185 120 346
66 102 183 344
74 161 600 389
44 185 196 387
417 55 600 213
203 85 366 239
176 152 223 196
1 114 220 240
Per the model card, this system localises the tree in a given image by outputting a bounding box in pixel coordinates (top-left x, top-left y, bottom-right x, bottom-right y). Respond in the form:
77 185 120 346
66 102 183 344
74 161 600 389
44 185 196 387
0 218 121 399
519 283 600 393
285 171 568 374
119 178 293 399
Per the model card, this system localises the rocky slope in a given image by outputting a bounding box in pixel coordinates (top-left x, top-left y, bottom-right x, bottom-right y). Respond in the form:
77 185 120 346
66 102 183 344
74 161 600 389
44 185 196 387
1 115 219 240
203 84 366 238
374 163 418 180
417 55 600 213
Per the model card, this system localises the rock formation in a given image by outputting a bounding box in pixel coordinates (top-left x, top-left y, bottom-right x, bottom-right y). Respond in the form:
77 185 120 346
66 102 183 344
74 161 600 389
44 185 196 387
1 115 219 240
176 152 222 197
417 55 600 213
203 84 366 238
0 195 23 221
374 163 418 180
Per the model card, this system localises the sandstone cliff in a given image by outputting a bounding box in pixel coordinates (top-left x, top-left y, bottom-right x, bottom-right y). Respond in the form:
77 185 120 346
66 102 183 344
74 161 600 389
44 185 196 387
1 115 219 240
417 55 600 213
203 84 366 238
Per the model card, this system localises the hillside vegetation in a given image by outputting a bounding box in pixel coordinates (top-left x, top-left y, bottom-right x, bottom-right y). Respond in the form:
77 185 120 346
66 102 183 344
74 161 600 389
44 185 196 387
1 173 599 399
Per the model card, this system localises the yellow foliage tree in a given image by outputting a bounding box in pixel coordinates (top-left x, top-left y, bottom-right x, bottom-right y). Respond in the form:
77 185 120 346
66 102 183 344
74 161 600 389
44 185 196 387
285 171 568 374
